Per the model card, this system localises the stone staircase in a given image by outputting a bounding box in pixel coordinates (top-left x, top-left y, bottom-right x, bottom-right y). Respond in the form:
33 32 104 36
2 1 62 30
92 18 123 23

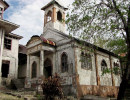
11 79 25 89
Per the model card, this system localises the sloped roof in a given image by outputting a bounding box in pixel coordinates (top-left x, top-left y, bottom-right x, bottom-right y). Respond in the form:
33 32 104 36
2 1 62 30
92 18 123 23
41 0 68 10
40 36 56 46
5 33 23 39
0 19 19 33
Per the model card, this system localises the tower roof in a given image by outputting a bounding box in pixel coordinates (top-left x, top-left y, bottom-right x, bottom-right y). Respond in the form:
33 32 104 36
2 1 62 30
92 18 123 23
41 0 68 11
0 0 9 10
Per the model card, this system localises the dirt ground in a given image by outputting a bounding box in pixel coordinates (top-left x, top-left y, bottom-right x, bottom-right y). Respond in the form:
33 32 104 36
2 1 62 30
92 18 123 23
0 92 24 100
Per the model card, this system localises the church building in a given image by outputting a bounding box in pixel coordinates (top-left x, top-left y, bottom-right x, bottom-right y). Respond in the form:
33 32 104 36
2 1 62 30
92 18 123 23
24 0 121 98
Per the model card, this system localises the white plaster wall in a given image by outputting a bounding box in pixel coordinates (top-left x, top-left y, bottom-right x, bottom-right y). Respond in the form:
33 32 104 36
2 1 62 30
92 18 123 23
75 47 97 85
2 37 19 78
2 56 18 78
97 51 112 86
29 56 40 78
111 56 121 86
0 28 5 76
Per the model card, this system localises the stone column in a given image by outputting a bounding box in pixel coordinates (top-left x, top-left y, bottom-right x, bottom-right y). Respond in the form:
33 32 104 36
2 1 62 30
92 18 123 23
26 55 30 78
40 50 44 76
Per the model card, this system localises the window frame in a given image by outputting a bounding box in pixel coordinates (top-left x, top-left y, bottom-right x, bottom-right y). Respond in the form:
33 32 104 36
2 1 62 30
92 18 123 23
81 52 92 70
61 52 68 73
101 59 107 71
57 11 62 22
46 11 52 22
4 37 12 50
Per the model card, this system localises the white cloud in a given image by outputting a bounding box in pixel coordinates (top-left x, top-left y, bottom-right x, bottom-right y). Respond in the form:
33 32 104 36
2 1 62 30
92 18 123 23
6 0 74 45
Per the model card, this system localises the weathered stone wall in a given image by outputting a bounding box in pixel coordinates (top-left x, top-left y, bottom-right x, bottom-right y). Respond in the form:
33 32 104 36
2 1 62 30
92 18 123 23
74 44 121 98
75 47 97 85
79 85 119 98
56 43 76 84
111 56 121 86
29 56 40 78
55 43 77 96
96 51 112 86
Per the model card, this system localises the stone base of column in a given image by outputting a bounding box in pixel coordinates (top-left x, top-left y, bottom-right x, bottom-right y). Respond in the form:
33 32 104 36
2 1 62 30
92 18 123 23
25 77 31 89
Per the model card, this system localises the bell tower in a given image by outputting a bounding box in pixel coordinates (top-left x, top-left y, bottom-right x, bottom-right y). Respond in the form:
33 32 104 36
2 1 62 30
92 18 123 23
41 0 68 33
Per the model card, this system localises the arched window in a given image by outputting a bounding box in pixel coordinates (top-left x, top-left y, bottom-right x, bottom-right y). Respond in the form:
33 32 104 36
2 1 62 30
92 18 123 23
57 11 62 21
47 11 52 22
113 62 120 75
81 52 92 70
101 60 107 71
61 53 68 72
32 61 37 78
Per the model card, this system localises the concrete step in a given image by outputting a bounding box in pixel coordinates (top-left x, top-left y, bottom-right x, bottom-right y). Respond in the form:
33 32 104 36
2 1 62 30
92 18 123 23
12 79 24 89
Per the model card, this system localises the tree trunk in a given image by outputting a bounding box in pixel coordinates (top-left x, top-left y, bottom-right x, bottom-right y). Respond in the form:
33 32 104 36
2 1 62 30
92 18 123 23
117 6 130 100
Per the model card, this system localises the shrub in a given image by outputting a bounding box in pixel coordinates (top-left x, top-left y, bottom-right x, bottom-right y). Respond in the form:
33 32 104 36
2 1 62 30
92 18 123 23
41 73 64 100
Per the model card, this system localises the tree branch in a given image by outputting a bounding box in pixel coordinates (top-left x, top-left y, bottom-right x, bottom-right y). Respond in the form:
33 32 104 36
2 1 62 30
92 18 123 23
112 0 127 31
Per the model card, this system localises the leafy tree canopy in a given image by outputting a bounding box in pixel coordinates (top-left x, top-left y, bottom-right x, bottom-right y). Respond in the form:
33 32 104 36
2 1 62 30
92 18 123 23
66 0 129 43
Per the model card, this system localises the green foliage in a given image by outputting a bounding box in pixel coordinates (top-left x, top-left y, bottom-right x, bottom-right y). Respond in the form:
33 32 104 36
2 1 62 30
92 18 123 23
66 0 129 44
41 73 64 100
107 38 127 55
102 68 111 76
113 67 120 75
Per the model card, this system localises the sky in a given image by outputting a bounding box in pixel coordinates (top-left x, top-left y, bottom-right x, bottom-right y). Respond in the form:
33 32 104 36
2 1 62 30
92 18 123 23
4 0 74 45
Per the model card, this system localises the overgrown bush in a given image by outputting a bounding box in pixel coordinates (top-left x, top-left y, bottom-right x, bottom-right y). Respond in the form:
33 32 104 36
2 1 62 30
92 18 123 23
41 73 64 100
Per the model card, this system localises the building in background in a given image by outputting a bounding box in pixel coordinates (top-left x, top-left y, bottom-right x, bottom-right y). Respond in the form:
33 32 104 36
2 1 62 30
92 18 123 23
0 0 22 86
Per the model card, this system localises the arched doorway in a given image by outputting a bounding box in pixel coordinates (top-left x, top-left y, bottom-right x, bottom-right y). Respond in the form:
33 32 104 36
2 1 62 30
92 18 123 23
44 58 52 78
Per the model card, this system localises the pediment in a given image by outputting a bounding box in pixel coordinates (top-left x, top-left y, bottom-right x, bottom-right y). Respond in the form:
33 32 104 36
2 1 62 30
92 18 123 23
26 36 42 48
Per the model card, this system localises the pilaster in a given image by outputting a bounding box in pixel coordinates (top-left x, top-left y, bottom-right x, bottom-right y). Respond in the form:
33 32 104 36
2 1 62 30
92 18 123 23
109 55 115 86
26 54 30 78
95 50 100 85
52 7 56 22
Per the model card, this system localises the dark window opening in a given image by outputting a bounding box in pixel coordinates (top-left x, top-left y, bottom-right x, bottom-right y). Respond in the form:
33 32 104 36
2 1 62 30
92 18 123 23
113 62 120 75
81 52 92 70
101 59 107 71
57 11 62 21
32 61 37 78
2 63 9 78
47 11 52 22
0 7 3 19
4 38 11 50
61 53 68 72
44 58 52 78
